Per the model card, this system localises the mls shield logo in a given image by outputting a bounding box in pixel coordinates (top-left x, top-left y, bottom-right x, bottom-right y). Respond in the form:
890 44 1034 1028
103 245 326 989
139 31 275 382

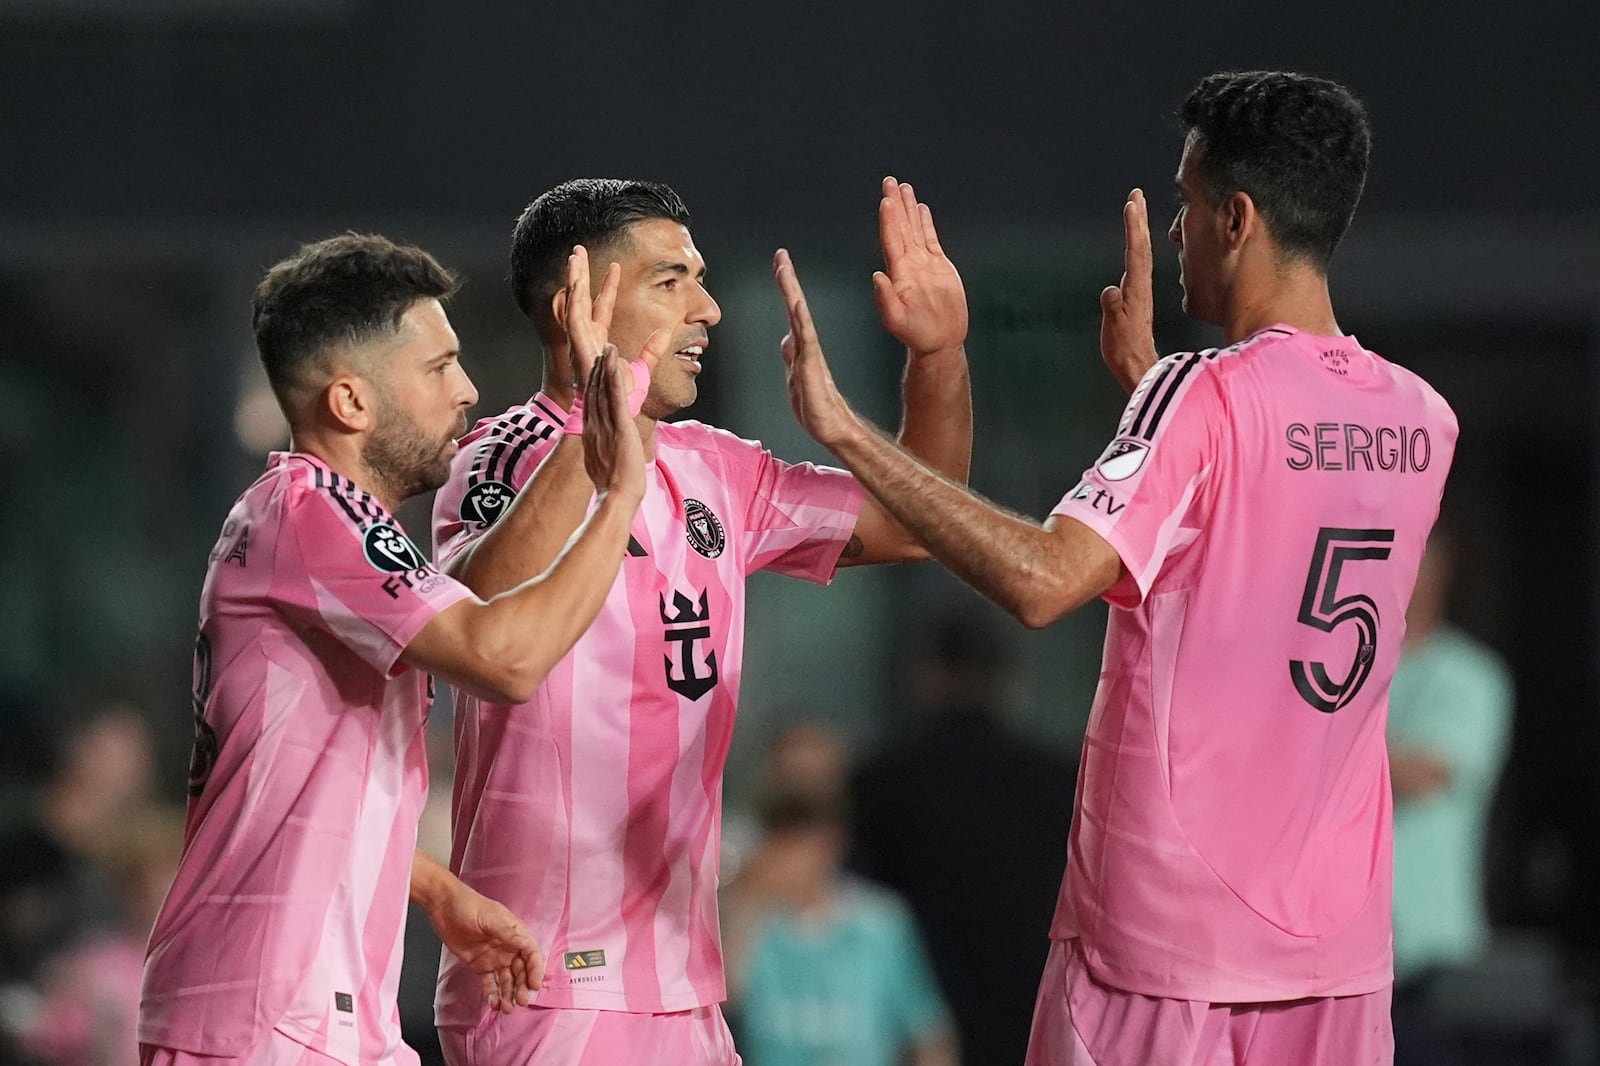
1095 438 1150 482
461 480 515 528
364 524 427 573
683 498 725 559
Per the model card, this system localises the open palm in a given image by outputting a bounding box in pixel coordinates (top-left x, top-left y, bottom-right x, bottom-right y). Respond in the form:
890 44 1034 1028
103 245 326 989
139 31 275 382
872 176 968 355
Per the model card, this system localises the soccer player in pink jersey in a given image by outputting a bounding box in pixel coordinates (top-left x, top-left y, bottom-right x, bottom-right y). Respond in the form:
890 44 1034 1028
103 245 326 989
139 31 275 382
773 72 1458 1065
428 178 971 1064
138 234 653 1066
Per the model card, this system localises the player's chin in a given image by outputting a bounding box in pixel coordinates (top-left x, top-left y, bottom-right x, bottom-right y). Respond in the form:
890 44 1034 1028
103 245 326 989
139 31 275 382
645 381 696 419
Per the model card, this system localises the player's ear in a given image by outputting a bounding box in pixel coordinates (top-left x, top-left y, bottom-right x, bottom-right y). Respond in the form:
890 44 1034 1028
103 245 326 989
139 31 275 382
1224 190 1256 252
324 373 377 433
549 285 568 331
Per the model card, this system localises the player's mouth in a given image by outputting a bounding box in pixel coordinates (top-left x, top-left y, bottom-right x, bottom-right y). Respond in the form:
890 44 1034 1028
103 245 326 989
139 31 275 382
674 344 705 373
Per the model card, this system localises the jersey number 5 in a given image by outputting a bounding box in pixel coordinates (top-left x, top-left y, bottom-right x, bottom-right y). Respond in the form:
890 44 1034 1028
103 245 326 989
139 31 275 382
1290 527 1395 713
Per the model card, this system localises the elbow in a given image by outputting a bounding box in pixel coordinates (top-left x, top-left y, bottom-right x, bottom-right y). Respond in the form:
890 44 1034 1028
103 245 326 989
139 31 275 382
482 654 552 705
460 633 549 705
1015 598 1064 631
1009 570 1081 631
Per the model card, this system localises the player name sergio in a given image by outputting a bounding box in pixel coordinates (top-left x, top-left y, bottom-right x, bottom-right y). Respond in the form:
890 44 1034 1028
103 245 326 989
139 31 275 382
1284 422 1433 473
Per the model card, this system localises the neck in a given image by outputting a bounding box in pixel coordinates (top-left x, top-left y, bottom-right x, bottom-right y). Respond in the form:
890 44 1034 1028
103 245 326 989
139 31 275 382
287 428 402 514
1220 260 1341 345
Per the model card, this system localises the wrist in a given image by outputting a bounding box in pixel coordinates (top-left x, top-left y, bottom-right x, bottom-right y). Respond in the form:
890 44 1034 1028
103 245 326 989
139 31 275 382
410 860 456 915
906 342 967 362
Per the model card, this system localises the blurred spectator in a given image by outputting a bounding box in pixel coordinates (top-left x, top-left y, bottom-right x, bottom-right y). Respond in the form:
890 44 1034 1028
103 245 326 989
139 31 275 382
849 608 1075 1065
722 725 956 1066
0 697 158 1061
9 806 183 1066
1389 533 1514 1066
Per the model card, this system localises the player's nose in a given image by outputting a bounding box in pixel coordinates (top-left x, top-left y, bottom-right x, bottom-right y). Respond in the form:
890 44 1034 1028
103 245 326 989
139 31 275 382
692 284 722 327
456 366 480 408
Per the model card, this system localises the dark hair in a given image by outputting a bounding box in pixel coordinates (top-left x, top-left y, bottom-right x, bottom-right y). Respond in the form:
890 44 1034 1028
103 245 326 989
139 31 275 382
1180 71 1371 268
252 232 458 401
508 178 691 319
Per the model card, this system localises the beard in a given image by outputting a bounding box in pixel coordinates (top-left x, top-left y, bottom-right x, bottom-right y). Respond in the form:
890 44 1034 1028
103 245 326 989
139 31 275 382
362 401 463 504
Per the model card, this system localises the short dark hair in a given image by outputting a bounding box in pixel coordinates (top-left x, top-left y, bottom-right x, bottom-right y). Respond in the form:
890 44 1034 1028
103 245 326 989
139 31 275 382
252 232 458 402
508 179 691 319
1180 71 1371 268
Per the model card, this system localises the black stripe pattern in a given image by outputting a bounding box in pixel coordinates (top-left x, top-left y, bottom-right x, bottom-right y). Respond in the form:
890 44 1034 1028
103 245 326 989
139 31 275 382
313 466 389 530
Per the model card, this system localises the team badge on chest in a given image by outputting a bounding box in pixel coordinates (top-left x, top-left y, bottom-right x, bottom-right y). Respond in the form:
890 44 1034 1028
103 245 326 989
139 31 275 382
683 498 726 559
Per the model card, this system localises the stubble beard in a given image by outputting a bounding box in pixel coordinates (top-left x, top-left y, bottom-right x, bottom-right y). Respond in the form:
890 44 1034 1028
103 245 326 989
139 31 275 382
362 403 461 504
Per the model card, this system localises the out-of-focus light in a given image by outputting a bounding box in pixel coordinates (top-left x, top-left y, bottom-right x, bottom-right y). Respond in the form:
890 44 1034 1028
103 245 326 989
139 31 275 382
234 382 287 454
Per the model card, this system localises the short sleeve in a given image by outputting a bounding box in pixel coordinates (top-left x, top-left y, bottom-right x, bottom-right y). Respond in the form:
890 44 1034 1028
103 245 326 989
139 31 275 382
432 404 563 570
734 444 865 583
882 901 952 1043
280 485 472 676
1051 352 1224 609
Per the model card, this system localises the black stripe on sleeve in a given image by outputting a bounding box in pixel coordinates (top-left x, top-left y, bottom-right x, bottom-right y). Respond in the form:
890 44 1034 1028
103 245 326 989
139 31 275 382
1137 349 1221 441
1128 357 1182 439
481 413 533 486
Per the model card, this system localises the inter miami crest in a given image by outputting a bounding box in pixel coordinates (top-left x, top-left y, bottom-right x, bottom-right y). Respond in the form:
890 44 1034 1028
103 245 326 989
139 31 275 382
683 498 725 559
364 523 427 573
461 480 515 528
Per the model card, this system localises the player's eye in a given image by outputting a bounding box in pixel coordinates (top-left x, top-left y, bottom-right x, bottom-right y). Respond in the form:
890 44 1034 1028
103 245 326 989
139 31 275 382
659 278 679 290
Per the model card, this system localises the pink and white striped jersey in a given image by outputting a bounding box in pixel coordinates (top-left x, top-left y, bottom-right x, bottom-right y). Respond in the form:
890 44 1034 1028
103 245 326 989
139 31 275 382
431 396 863 1022
139 452 471 1065
1049 325 1457 1003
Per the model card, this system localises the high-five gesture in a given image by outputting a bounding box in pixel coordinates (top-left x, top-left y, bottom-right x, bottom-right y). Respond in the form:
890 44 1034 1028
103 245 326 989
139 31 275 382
580 348 646 499
774 249 856 450
872 177 968 356
558 245 621 386
1099 189 1160 394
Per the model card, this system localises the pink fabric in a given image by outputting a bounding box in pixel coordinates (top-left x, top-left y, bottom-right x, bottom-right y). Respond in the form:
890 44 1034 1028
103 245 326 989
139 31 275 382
1024 939 1393 1066
140 453 470 1066
437 1005 740 1066
142 1029 360 1066
431 399 863 1024
1049 326 1457 1002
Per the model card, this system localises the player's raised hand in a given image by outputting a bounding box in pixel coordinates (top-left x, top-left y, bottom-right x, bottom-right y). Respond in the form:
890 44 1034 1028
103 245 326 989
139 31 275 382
424 880 545 1013
558 245 621 385
872 176 968 356
1100 189 1160 394
774 249 856 449
581 347 645 499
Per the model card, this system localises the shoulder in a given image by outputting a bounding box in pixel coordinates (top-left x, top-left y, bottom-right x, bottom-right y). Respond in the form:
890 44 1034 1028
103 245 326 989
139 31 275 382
658 418 766 460
458 399 563 458
279 458 390 532
447 399 565 498
1118 347 1232 442
657 420 775 488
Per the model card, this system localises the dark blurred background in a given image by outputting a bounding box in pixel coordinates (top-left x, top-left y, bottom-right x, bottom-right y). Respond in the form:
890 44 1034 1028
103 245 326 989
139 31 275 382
1 1 1597 1063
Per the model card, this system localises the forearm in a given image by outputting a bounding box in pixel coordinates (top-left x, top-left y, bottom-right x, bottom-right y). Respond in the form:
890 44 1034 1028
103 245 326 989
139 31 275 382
410 850 457 913
448 438 595 599
897 345 972 485
830 415 1091 626
468 488 638 687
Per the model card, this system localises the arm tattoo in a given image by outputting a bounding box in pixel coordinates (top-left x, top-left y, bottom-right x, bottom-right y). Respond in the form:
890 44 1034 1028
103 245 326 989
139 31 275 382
840 534 864 559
